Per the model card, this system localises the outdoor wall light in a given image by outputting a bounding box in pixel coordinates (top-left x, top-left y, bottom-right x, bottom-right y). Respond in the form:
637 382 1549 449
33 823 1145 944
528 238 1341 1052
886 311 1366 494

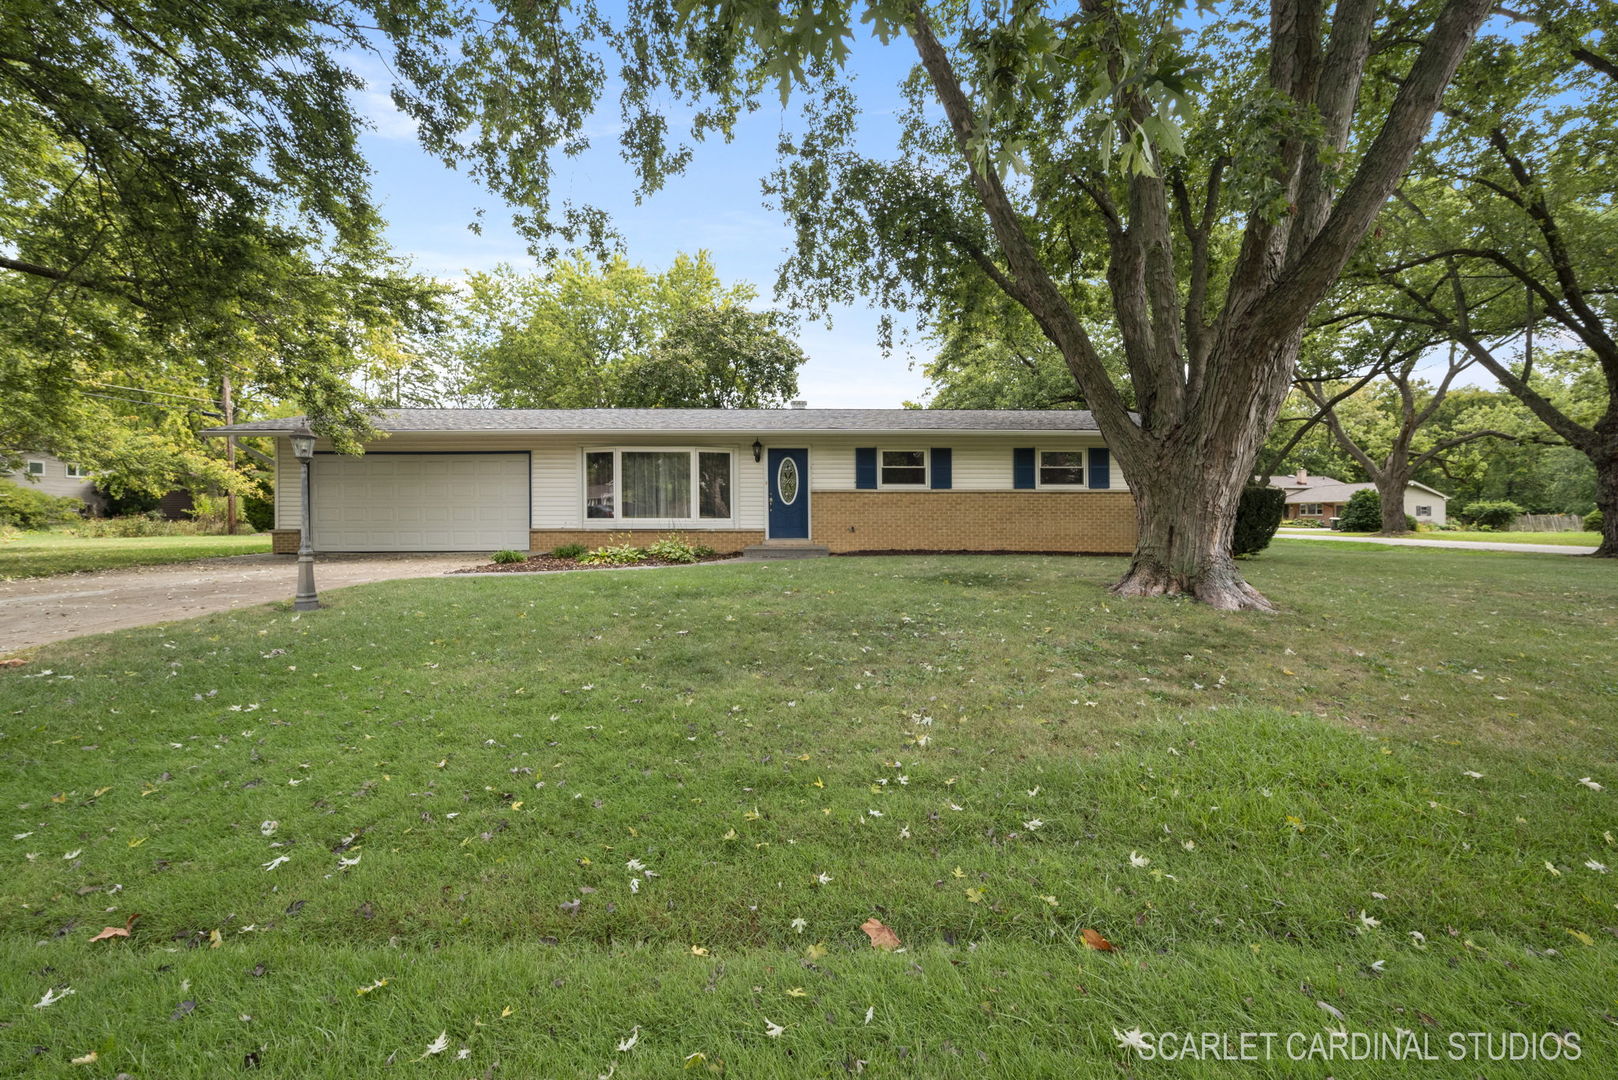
752 439 763 463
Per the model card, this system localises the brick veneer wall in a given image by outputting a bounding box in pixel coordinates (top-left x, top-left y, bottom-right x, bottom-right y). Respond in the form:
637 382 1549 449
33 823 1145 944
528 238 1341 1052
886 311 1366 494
810 491 1137 554
529 529 764 554
271 529 300 554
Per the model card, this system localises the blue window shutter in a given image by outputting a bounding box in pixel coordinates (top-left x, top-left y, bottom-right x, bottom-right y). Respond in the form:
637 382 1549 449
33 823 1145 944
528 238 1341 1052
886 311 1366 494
930 447 952 489
1088 447 1111 489
855 447 877 490
1013 447 1036 490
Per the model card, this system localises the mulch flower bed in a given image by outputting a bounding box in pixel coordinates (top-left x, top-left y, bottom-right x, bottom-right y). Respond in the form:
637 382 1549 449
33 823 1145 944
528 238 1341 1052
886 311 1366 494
451 552 741 574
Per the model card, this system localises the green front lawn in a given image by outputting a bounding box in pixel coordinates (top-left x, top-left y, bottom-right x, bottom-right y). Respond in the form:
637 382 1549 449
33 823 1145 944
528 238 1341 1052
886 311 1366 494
0 530 271 578
1283 528 1603 546
2 548 1614 1077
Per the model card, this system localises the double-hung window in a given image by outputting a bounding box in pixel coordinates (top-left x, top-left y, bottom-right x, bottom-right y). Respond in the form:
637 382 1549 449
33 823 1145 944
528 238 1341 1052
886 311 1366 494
65 464 90 479
584 449 733 522
1415 505 1431 517
879 449 927 486
1299 503 1322 516
1037 450 1085 487
26 461 45 476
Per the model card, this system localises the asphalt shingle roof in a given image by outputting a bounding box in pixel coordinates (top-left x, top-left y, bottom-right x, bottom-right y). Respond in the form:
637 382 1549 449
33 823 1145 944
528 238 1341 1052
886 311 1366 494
204 407 1105 435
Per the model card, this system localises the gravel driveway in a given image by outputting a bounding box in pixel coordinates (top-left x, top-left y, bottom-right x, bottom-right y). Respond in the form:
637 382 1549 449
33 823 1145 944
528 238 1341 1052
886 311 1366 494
1 553 480 655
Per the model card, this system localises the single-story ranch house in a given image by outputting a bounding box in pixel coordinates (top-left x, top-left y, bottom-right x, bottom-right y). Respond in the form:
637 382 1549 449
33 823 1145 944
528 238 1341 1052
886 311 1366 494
205 406 1136 556
1270 468 1448 525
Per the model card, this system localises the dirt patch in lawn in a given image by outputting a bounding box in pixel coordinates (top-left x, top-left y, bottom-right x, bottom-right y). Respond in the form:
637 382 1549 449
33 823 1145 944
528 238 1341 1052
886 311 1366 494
451 552 742 574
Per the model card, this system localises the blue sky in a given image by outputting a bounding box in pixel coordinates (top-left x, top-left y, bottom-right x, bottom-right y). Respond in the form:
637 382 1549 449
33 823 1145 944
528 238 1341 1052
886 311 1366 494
347 40 934 409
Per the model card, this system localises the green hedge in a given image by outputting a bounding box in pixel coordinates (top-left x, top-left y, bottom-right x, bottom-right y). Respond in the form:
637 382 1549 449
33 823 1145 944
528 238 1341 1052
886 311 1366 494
1462 500 1523 530
0 479 84 528
1585 509 1604 533
1337 489 1381 531
1232 485 1287 557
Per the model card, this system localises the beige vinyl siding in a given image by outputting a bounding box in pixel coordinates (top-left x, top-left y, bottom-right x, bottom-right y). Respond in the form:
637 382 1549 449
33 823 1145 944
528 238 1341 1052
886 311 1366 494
800 435 1127 492
7 451 105 509
275 433 767 531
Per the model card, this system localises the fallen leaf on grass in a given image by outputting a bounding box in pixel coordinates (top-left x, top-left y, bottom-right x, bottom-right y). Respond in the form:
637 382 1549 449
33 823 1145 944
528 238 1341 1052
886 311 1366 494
1080 928 1117 952
70 1051 97 1065
89 912 141 943
860 918 900 951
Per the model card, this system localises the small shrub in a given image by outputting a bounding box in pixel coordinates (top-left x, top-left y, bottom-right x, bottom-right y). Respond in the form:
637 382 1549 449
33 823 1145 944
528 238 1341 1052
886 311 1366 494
242 494 275 532
491 549 526 564
1405 513 1418 531
1462 500 1523 530
95 486 162 518
68 514 203 538
0 479 86 528
645 537 715 563
1231 485 1286 557
550 542 588 560
578 543 648 566
1585 509 1604 533
1336 489 1382 531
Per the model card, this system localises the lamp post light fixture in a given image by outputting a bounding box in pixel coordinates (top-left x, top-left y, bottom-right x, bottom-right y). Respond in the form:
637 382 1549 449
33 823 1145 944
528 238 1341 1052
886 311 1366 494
288 423 320 611
752 439 763 463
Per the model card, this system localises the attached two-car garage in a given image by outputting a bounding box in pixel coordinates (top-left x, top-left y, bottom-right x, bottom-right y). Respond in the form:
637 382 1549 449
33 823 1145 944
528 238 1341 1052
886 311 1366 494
309 453 530 552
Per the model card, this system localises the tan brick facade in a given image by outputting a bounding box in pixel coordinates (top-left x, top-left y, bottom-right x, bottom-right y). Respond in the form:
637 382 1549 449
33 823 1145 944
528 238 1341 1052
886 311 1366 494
528 529 764 554
809 491 1137 554
271 529 300 554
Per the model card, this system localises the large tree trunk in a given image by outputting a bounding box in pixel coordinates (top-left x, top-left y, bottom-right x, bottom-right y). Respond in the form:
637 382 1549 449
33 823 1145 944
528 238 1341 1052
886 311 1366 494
1114 463 1273 611
1375 468 1412 535
1593 436 1618 558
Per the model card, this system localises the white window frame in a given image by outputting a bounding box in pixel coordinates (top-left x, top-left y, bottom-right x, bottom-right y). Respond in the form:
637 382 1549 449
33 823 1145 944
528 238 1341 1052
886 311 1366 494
1299 502 1322 516
877 447 929 488
65 464 91 479
25 460 45 476
579 446 738 527
1034 447 1087 488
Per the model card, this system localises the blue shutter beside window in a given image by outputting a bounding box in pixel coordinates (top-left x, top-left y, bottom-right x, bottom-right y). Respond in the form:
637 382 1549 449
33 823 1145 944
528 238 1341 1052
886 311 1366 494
1013 447 1036 490
855 447 878 490
930 447 952 489
1088 447 1111 489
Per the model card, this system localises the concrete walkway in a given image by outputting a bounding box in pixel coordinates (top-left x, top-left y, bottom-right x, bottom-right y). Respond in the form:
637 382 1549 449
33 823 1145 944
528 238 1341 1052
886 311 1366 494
1274 530 1598 555
0 553 479 655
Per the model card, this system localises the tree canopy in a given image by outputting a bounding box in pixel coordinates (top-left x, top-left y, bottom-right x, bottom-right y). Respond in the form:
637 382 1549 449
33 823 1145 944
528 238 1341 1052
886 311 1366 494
0 0 444 489
450 252 805 409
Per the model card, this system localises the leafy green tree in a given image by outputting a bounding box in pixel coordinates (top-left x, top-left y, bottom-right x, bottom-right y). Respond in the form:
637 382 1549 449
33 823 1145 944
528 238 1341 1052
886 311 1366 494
382 0 1497 608
452 253 772 408
1299 345 1530 534
0 0 445 483
616 307 806 408
1339 0 1618 555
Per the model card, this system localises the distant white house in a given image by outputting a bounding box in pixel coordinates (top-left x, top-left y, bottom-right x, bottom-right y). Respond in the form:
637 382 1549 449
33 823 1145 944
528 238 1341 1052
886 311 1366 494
1270 469 1448 526
6 451 105 514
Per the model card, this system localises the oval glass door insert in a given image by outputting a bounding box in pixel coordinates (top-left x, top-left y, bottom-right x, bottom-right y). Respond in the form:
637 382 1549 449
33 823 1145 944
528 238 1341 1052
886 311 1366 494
777 456 800 505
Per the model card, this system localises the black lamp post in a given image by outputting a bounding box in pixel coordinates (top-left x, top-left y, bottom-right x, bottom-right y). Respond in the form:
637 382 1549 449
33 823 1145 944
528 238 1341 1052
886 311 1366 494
288 423 320 611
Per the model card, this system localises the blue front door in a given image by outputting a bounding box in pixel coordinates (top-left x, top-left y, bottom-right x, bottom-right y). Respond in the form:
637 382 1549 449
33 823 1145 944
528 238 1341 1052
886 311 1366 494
767 448 809 539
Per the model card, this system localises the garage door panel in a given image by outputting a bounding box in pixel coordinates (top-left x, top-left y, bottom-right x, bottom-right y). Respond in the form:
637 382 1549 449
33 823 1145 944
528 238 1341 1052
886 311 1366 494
310 454 529 552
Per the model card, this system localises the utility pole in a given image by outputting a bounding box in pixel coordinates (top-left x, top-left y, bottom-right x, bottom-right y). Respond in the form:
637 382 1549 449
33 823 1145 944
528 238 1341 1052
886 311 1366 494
222 374 237 534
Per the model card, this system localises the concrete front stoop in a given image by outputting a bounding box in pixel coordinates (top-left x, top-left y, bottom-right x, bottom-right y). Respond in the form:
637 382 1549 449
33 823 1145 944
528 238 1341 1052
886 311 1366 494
741 542 830 560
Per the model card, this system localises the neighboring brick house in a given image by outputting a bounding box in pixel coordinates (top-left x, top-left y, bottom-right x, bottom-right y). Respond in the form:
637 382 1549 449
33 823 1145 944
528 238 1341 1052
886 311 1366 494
6 452 105 514
1271 469 1448 525
204 406 1137 556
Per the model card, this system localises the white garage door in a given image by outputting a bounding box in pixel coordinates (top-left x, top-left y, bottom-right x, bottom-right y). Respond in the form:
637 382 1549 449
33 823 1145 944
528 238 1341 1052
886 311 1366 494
310 453 530 552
